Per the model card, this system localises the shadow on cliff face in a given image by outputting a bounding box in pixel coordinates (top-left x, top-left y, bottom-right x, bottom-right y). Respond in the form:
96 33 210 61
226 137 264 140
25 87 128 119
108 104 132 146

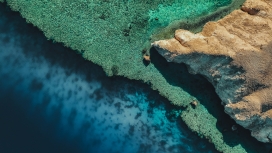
150 47 272 153
1 1 270 152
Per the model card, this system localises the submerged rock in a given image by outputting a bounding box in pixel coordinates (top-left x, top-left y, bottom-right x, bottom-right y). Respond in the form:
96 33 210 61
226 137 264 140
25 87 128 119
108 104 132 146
153 0 272 143
7 0 272 151
143 55 150 62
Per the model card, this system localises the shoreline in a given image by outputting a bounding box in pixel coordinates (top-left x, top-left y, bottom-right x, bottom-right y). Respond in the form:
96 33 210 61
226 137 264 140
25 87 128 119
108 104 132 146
1 0 270 152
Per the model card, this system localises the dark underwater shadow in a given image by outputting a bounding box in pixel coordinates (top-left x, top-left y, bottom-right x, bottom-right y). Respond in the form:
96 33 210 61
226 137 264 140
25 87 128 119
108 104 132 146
0 2 220 153
0 1 270 152
0 88 83 153
150 47 272 153
0 3 84 153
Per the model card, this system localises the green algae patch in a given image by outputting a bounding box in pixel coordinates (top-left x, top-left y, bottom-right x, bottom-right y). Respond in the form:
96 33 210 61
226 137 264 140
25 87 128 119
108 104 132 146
4 0 244 107
148 0 231 28
3 0 257 152
181 104 272 153
150 0 246 41
181 106 247 153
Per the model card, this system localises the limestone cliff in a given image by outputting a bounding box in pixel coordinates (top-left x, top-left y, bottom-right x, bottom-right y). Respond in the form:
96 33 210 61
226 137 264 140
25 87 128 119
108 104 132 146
153 0 272 143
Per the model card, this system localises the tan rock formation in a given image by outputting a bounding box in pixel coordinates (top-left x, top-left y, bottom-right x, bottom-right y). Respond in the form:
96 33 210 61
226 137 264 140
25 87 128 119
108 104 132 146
152 0 272 143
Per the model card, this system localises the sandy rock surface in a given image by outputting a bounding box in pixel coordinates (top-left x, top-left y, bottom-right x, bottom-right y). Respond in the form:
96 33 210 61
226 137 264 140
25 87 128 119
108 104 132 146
153 0 272 143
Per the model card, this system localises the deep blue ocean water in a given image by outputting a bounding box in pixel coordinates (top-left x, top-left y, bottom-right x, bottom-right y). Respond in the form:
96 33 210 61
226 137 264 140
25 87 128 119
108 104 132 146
0 4 221 153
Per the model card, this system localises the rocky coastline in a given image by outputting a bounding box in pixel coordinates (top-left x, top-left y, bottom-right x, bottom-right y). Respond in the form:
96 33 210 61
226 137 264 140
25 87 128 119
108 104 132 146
153 0 272 143
3 0 272 151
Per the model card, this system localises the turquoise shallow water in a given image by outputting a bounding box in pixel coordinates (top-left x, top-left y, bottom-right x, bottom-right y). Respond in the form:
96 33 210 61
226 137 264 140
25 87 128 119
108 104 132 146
2 1 272 153
0 5 218 153
148 0 231 29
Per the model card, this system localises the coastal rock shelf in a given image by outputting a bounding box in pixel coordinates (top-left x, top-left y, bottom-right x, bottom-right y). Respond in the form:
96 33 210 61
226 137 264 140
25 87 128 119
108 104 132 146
3 0 272 152
153 0 272 143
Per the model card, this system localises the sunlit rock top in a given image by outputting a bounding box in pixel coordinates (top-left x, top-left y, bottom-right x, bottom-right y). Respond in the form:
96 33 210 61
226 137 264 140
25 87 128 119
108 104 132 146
153 0 272 143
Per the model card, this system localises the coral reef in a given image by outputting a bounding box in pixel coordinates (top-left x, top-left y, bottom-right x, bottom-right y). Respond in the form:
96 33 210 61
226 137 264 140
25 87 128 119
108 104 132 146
153 0 272 143
3 0 272 152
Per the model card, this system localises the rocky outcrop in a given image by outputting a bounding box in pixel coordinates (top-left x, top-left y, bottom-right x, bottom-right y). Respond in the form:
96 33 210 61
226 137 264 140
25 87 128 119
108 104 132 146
152 0 272 143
